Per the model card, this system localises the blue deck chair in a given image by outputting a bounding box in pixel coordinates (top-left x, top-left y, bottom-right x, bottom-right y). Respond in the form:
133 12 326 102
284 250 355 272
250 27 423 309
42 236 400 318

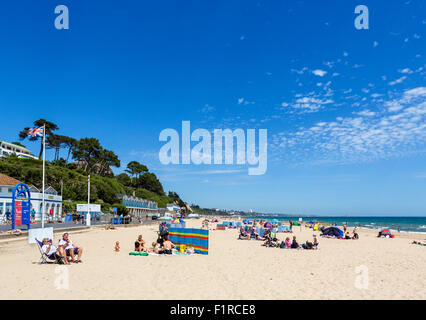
35 238 64 264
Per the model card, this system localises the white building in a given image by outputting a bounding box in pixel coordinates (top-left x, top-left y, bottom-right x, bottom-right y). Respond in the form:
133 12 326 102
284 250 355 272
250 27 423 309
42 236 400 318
166 203 180 215
0 173 62 222
0 141 38 159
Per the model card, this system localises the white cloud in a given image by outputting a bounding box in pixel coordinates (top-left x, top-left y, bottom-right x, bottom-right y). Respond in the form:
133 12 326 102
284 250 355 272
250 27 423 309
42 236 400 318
270 87 426 164
355 110 376 117
312 69 327 77
291 67 308 74
388 76 407 86
398 68 413 74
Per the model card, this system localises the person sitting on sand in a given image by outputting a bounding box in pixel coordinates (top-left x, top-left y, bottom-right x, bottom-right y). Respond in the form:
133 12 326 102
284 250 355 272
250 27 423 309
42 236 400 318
150 242 161 253
114 241 120 252
285 237 292 248
313 235 319 249
345 232 351 240
135 235 146 252
302 240 314 250
239 227 250 240
352 230 359 239
58 233 83 263
291 236 299 249
161 235 175 254
42 238 69 264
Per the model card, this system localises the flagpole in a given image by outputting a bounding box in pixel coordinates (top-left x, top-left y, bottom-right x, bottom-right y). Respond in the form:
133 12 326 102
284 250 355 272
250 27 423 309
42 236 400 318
87 175 91 226
42 124 46 229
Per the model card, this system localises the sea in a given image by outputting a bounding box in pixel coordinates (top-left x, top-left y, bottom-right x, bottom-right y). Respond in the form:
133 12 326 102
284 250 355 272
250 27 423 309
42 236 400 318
251 216 426 234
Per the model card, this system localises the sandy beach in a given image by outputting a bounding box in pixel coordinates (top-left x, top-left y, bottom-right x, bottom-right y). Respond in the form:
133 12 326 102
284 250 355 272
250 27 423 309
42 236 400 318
0 219 425 300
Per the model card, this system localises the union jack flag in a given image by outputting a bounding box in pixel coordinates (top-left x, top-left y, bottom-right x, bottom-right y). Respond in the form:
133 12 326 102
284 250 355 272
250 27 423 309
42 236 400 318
27 127 44 137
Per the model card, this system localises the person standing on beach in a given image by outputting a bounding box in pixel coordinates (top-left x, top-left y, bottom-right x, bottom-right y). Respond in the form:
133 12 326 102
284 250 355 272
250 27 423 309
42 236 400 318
289 221 292 231
398 226 400 233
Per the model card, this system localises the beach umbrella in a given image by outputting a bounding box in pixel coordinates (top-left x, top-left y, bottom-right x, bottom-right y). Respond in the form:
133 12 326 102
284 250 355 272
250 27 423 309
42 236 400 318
264 222 272 228
172 218 180 223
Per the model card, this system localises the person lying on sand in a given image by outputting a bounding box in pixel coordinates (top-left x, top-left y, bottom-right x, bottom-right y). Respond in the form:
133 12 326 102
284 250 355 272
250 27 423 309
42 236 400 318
411 241 426 246
1 229 22 235
135 235 146 252
105 225 116 230
42 238 69 264
58 232 83 263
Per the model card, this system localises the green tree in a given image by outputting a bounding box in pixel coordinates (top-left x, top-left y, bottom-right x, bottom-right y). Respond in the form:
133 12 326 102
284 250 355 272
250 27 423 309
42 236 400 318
116 173 131 186
46 134 69 161
125 161 148 178
19 119 59 159
62 136 77 164
138 172 165 195
72 138 102 173
168 191 185 207
97 149 120 176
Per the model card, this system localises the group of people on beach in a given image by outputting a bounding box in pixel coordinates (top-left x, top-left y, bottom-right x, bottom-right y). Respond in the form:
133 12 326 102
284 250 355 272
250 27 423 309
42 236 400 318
41 232 83 264
131 223 176 254
237 223 319 250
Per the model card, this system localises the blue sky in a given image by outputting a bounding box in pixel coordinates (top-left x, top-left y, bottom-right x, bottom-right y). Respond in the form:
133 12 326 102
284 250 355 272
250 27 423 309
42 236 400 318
0 1 425 216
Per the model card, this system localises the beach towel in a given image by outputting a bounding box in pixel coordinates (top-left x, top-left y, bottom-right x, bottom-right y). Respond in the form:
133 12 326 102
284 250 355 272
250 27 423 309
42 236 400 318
129 251 148 256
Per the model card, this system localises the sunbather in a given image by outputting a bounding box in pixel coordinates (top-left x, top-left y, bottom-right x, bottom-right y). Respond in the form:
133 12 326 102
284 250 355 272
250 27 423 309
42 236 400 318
161 235 175 254
135 235 146 252
301 240 314 250
285 237 292 248
42 238 69 264
238 227 250 240
291 236 299 249
150 241 161 253
313 235 319 249
58 232 83 263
